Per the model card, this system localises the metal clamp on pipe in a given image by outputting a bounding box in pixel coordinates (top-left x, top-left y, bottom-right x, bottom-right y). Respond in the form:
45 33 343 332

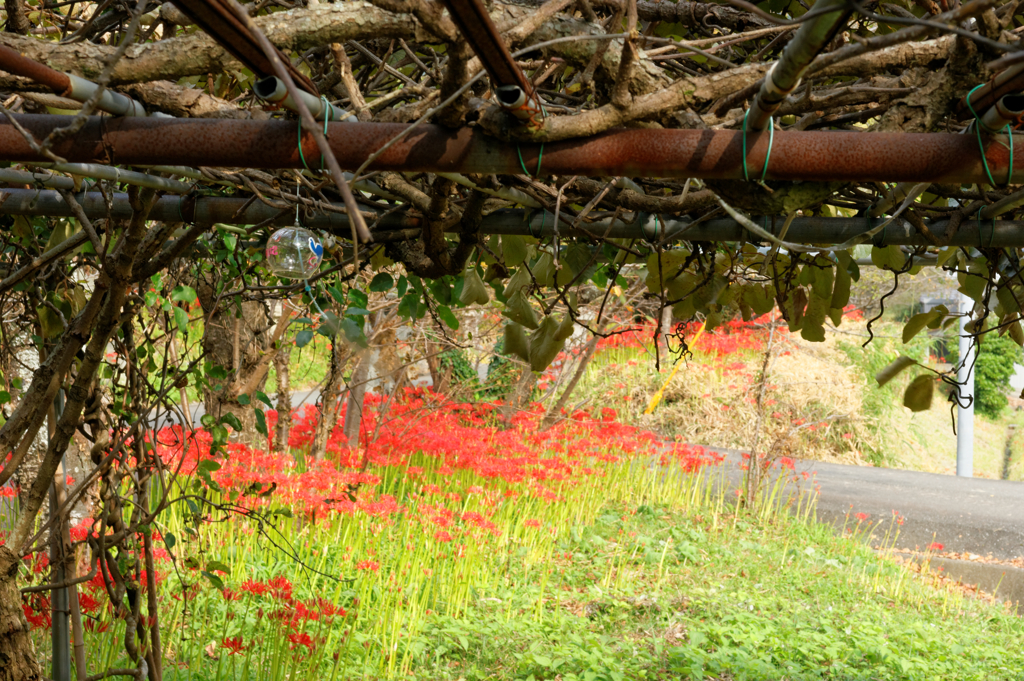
253 76 351 122
495 85 544 122
976 94 1024 135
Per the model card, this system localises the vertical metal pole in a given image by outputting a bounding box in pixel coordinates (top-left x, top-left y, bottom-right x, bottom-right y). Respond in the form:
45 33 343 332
49 388 70 681
957 292 976 477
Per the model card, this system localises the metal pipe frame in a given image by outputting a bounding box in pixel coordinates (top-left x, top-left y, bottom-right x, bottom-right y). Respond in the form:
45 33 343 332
0 115 1021 184
747 0 851 131
4 188 1024 248
252 77 351 122
171 0 319 96
438 0 543 121
0 44 150 118
956 63 1024 121
31 162 192 193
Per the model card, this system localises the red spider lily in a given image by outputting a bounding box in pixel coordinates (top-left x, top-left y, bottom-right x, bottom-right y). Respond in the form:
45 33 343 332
355 560 380 572
222 637 247 655
855 513 869 521
778 457 795 471
267 576 293 601
240 580 271 597
76 592 102 615
287 632 315 652
928 542 944 551
315 598 347 619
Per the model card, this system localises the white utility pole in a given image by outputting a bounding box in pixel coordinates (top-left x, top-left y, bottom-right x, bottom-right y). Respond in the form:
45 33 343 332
957 292 976 477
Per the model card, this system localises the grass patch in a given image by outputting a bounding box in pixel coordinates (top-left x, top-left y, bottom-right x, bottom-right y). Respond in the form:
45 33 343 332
28 395 1024 680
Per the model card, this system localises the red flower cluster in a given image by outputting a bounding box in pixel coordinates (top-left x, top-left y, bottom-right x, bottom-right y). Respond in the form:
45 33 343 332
21 388 722 638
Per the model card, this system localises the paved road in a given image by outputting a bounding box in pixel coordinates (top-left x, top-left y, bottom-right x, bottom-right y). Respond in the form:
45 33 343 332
707 448 1024 561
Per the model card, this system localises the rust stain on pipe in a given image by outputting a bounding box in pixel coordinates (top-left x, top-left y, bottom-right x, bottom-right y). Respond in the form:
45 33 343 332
0 45 70 94
0 114 1018 184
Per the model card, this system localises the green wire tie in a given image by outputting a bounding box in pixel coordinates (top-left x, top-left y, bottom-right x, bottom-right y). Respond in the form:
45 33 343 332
528 210 546 238
297 97 334 172
966 83 1014 188
742 108 774 183
975 207 996 248
517 142 544 177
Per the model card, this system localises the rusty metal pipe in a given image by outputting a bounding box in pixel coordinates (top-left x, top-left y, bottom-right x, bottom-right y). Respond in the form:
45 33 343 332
0 44 149 117
0 115 1022 184
747 0 851 131
0 44 70 93
3 188 1024 248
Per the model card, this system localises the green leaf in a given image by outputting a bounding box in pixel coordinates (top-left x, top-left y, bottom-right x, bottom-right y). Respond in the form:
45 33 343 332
936 247 958 268
255 390 273 408
398 292 420 319
201 570 225 590
902 309 943 343
170 285 197 303
254 408 268 437
327 285 347 305
236 394 251 406
349 289 369 309
437 305 459 330
206 560 230 574
959 273 986 302
903 374 934 412
197 459 222 474
501 235 528 266
173 306 189 333
926 304 949 329
163 533 176 550
210 424 229 445
831 253 851 310
295 329 314 348
871 245 905 272
318 310 342 337
876 355 917 387
0 391 9 405
369 273 394 292
36 306 64 338
220 413 243 431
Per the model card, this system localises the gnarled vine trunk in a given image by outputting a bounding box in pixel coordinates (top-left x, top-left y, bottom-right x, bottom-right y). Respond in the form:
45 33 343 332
197 285 274 438
1 501 44 681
